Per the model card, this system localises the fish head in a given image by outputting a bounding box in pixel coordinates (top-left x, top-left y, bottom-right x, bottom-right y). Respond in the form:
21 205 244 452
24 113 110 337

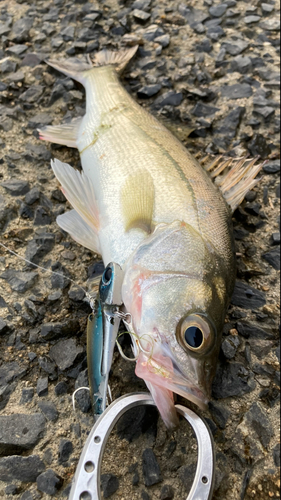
122 220 233 428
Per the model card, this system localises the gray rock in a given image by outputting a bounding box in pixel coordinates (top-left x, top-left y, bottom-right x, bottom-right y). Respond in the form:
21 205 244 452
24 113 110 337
263 160 280 174
178 463 197 492
25 187 40 205
0 455 45 482
192 102 219 117
58 439 73 464
21 53 44 67
207 25 225 41
49 338 83 371
101 474 119 498
55 381 68 396
209 4 228 17
5 484 18 495
244 15 261 24
0 413 45 455
222 39 248 55
262 247 280 270
6 44 28 57
20 387 34 404
236 322 274 340
254 106 275 120
38 401 58 422
36 469 63 495
208 401 230 429
28 113 53 128
132 9 151 22
221 83 253 99
273 443 280 467
74 369 91 413
214 106 245 138
248 133 272 158
36 377 48 397
154 34 170 47
1 58 17 73
25 234 55 265
61 26 75 41
0 318 8 334
20 86 44 103
137 84 161 98
231 55 252 74
221 335 240 359
10 17 33 43
153 91 183 108
160 484 174 499
231 281 266 309
68 286 85 302
142 24 164 41
212 361 255 399
245 402 273 448
40 320 80 341
142 449 162 486
0 270 38 293
34 206 52 226
1 179 30 196
259 19 280 31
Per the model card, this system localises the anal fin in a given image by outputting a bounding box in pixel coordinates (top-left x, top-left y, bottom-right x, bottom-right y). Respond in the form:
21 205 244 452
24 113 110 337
121 171 155 233
38 117 83 148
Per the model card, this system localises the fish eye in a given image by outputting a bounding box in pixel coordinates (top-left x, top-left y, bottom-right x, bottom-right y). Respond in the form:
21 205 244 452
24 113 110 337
178 314 214 354
102 266 112 285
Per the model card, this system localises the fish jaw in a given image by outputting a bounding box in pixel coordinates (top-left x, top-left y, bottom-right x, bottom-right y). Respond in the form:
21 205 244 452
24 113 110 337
134 342 209 428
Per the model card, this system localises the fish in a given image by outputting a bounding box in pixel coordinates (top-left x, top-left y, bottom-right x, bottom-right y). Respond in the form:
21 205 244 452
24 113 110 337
39 47 262 428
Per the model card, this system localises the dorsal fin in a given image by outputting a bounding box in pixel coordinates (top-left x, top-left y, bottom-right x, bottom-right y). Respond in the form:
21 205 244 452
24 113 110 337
120 171 155 233
201 155 264 212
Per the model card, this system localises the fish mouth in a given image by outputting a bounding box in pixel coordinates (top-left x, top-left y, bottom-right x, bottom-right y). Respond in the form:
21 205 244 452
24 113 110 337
135 347 209 413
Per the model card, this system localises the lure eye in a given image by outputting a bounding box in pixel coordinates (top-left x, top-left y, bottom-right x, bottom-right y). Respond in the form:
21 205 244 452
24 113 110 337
102 266 112 285
178 314 214 354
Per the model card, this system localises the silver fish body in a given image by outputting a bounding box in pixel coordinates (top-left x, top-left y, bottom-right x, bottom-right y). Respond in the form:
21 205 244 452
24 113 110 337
40 50 237 427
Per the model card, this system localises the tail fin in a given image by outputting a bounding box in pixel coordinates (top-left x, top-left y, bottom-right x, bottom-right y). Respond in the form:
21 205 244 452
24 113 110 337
46 46 138 84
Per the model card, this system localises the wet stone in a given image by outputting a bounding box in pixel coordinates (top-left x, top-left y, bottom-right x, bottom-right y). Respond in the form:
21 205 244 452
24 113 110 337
1 179 30 196
58 439 73 464
101 474 119 498
231 281 266 309
36 469 63 495
38 401 58 422
0 413 45 455
212 361 255 399
49 338 83 371
36 377 48 397
142 448 162 486
0 455 45 482
20 387 34 404
262 247 280 270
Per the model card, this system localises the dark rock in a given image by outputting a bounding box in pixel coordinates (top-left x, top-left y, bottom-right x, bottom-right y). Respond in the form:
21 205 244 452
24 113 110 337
1 179 29 196
244 202 261 216
221 335 240 359
248 134 272 158
21 53 44 67
74 369 91 413
271 232 280 245
153 91 183 108
61 26 75 41
155 34 170 47
38 401 58 422
25 187 40 205
101 474 119 498
1 59 17 73
55 381 68 395
231 281 266 309
0 318 8 334
58 439 73 464
40 320 80 341
20 85 44 103
262 247 280 270
214 106 245 138
273 443 280 467
50 262 71 289
191 102 219 117
0 270 38 293
263 160 280 174
132 9 151 22
196 38 213 52
141 491 150 500
137 84 161 98
19 203 34 220
178 463 197 492
51 188 66 202
208 401 230 429
25 143 52 162
20 387 34 404
209 4 227 17
49 338 83 371
207 25 225 41
10 17 33 43
221 83 253 99
160 484 175 499
222 39 248 55
36 377 48 397
142 24 164 41
245 402 273 448
33 206 52 226
36 469 63 495
28 113 53 128
5 484 18 495
6 44 28 57
236 322 274 340
68 286 85 302
254 106 275 120
231 55 252 74
247 339 273 357
0 413 45 456
212 361 255 399
25 233 55 265
0 455 45 482
233 227 249 240
117 405 158 442
142 448 162 486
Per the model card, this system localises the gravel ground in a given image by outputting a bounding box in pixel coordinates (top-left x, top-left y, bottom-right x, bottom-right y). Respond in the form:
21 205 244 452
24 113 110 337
0 0 280 499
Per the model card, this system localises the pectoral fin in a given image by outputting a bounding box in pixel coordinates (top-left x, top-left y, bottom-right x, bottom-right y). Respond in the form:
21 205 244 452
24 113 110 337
121 171 155 233
38 117 83 148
